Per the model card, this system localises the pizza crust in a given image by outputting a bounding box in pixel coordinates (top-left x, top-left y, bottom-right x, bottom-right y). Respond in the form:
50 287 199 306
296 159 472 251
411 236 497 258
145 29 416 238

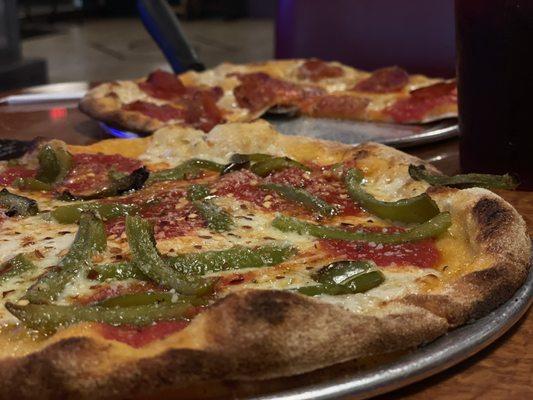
0 122 529 399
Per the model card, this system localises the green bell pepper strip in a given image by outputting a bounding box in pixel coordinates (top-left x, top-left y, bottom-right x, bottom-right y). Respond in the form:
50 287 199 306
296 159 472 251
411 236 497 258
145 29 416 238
125 215 215 295
5 301 193 334
260 183 339 217
148 159 224 184
186 184 233 232
296 271 384 296
58 167 149 201
408 164 518 190
51 202 139 224
192 200 233 232
35 144 73 184
96 291 207 307
344 169 440 223
24 212 107 304
89 262 147 281
0 189 38 217
250 157 311 177
13 178 52 191
0 254 37 284
296 260 384 296
91 244 296 281
272 212 452 244
167 244 297 275
186 184 211 201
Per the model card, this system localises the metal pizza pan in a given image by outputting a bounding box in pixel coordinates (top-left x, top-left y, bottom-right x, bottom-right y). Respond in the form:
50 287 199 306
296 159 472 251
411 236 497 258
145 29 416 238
195 262 531 400
267 116 459 148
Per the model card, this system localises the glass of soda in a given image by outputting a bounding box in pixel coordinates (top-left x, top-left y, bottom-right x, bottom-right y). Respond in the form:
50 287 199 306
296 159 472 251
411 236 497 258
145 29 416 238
455 0 533 190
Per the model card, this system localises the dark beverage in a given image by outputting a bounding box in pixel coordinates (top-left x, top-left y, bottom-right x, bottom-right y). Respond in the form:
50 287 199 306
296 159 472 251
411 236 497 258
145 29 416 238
456 0 533 190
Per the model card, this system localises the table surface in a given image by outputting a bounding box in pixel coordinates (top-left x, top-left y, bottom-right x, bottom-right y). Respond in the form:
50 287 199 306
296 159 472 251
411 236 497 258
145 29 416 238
0 83 531 400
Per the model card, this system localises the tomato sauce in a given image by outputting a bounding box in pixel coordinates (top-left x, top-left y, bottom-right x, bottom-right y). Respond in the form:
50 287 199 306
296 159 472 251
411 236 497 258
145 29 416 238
320 225 440 269
99 321 189 348
386 81 457 122
0 166 35 186
297 59 344 81
58 153 142 195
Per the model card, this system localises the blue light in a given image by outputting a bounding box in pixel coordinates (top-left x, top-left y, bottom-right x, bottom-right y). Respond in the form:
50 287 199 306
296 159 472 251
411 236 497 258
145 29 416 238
99 123 140 139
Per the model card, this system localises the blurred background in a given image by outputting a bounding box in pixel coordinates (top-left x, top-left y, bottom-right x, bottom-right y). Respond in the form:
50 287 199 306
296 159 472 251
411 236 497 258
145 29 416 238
0 0 455 90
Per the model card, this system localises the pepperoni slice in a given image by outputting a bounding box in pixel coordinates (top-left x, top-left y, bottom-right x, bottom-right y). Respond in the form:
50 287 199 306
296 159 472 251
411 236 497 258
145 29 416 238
353 66 409 93
299 94 369 119
297 59 344 81
386 81 457 123
232 72 312 112
124 101 186 122
183 88 225 132
138 69 187 100
58 153 143 195
99 321 189 348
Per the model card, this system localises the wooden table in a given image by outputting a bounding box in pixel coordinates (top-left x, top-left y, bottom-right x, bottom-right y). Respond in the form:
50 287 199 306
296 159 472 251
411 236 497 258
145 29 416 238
0 84 531 399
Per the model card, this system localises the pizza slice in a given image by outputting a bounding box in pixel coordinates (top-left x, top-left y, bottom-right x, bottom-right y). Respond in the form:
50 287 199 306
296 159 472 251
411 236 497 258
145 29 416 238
80 59 457 134
0 121 527 399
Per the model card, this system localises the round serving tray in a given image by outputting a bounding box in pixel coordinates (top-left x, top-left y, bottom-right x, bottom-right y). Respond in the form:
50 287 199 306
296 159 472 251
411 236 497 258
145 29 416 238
268 117 459 148
102 118 459 149
256 267 531 399
187 265 531 400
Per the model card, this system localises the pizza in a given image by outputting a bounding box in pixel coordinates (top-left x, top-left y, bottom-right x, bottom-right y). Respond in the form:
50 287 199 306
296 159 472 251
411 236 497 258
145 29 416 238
79 59 458 134
0 121 528 399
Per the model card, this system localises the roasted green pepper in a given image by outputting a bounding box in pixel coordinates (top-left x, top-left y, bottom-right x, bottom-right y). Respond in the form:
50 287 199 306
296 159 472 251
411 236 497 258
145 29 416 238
272 212 451 244
0 189 38 217
260 183 339 217
6 301 194 334
24 212 107 303
13 178 52 192
344 169 440 223
51 202 139 224
35 144 73 184
296 260 384 296
187 184 233 232
59 167 149 201
91 244 296 281
408 164 518 190
89 262 147 281
167 244 296 275
0 254 37 284
125 215 214 295
148 159 224 184
96 291 204 307
250 157 311 177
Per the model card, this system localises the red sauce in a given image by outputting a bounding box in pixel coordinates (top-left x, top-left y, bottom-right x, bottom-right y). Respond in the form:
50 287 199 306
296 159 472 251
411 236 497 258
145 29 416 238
138 69 187 100
297 59 344 81
99 321 189 348
135 69 225 132
386 81 457 123
353 67 409 93
299 94 369 119
214 167 363 217
0 166 35 186
232 72 317 112
58 153 142 195
106 187 205 239
124 101 186 122
320 225 440 268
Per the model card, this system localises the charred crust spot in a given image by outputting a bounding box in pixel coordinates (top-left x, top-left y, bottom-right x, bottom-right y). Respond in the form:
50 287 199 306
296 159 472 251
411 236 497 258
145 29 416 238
351 149 370 161
473 198 512 243
238 291 298 326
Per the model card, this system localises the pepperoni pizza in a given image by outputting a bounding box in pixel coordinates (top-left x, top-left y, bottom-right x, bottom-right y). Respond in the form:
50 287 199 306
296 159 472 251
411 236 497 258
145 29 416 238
0 121 528 399
80 59 458 134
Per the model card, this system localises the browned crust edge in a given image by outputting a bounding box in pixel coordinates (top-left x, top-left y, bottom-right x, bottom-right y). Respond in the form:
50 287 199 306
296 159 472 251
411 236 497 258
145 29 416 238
0 137 529 399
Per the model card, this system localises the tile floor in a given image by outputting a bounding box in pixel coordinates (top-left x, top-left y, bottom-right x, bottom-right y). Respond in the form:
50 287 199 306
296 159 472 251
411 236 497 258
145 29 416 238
22 17 274 83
